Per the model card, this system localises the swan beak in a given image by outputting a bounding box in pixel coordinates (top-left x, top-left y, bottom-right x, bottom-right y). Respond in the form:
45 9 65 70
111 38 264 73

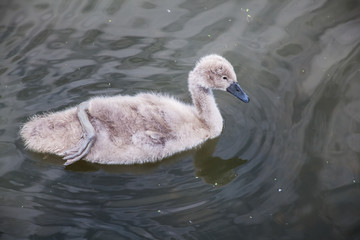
226 82 250 103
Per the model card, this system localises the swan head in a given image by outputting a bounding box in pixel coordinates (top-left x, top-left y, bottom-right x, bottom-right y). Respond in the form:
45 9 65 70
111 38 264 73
191 54 250 103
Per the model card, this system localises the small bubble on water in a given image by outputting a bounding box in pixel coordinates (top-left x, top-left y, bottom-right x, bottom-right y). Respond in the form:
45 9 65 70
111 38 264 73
278 188 282 192
246 15 252 22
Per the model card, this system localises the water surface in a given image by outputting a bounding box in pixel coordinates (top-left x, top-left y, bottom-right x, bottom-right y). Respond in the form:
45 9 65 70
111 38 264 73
1 0 360 239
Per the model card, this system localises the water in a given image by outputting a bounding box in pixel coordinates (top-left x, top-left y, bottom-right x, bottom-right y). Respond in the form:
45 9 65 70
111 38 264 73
1 0 360 239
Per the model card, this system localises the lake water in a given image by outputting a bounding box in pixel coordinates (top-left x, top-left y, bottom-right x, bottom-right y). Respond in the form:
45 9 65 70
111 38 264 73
1 0 360 239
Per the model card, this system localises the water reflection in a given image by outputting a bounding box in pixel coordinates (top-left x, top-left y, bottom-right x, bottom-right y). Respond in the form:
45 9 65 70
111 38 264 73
1 0 360 239
194 138 248 186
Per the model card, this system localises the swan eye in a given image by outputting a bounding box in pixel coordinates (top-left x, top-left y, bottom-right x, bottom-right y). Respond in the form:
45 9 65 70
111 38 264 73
222 76 228 80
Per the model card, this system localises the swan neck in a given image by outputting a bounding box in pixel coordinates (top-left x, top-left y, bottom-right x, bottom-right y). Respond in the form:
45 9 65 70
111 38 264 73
189 71 223 134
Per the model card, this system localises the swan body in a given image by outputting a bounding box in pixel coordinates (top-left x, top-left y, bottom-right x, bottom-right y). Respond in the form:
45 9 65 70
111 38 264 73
20 55 249 165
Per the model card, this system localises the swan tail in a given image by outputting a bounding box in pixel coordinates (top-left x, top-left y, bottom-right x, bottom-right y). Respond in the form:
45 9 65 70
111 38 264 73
20 107 82 155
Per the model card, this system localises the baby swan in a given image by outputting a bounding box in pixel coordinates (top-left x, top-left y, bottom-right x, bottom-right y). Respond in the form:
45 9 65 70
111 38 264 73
20 55 250 165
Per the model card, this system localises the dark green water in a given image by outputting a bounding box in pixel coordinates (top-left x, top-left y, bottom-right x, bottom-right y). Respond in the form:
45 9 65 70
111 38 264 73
1 0 360 239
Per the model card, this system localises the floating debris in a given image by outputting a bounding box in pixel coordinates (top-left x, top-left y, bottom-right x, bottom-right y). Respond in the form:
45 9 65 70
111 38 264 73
240 8 253 22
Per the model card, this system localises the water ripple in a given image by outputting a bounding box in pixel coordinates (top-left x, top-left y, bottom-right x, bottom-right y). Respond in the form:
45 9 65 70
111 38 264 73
1 0 360 239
